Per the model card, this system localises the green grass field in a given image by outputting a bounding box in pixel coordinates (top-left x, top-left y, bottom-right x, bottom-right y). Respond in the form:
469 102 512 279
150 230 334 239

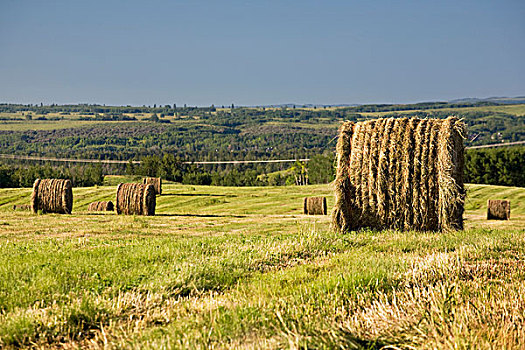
0 183 524 348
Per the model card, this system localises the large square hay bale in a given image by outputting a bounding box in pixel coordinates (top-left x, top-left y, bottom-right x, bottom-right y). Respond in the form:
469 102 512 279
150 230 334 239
332 117 466 232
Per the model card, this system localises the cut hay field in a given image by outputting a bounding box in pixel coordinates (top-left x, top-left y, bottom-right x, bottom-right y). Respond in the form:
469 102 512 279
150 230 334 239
0 183 524 348
0 118 127 131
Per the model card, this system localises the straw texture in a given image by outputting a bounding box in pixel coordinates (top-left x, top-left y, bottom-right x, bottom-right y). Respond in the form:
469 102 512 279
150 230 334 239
303 197 327 215
143 177 162 195
88 201 114 212
487 200 511 220
116 183 156 216
31 179 73 214
332 117 466 232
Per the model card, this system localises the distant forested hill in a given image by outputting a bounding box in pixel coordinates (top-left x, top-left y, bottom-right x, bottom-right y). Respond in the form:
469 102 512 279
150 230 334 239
0 102 523 187
0 102 523 162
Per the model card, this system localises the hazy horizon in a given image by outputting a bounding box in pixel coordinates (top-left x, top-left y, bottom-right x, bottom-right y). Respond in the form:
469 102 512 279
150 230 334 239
2 95 525 108
1 0 524 106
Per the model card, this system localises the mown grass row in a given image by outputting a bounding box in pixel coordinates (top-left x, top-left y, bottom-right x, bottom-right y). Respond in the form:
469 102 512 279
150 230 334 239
1 182 523 216
0 183 523 348
0 183 333 216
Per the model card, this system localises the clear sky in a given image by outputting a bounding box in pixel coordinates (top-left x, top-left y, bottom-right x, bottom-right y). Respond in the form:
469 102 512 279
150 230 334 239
1 0 524 106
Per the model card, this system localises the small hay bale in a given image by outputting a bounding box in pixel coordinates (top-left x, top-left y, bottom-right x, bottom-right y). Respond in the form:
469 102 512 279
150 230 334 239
487 200 510 220
88 201 114 212
332 117 466 232
13 204 31 211
116 183 156 216
143 177 162 195
304 197 327 215
31 179 73 214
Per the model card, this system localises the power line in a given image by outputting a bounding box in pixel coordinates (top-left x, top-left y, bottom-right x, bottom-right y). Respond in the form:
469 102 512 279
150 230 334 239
464 140 525 149
0 154 310 165
0 154 139 164
189 159 310 165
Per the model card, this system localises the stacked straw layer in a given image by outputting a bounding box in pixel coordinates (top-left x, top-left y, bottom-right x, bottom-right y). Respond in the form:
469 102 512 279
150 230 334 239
31 179 73 214
116 183 156 216
88 201 114 212
332 117 466 232
304 197 327 215
143 177 162 195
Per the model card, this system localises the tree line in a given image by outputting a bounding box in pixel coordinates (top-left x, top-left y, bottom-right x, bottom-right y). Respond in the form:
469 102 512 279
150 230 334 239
0 100 500 115
1 147 522 188
464 146 524 187
0 163 104 188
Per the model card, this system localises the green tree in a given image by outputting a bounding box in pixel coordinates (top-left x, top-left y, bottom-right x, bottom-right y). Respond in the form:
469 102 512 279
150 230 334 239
308 154 335 184
139 156 161 177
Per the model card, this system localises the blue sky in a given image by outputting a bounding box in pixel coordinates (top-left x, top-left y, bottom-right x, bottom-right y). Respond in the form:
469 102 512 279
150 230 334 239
1 0 524 106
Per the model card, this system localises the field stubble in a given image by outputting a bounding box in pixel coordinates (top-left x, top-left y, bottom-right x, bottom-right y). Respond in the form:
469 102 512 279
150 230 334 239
0 183 523 349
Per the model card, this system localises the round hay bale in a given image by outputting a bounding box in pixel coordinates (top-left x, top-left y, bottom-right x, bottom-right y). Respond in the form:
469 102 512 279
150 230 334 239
332 117 466 232
88 201 114 212
487 200 510 220
142 177 162 195
13 204 31 211
304 197 327 215
31 179 73 214
116 183 156 216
